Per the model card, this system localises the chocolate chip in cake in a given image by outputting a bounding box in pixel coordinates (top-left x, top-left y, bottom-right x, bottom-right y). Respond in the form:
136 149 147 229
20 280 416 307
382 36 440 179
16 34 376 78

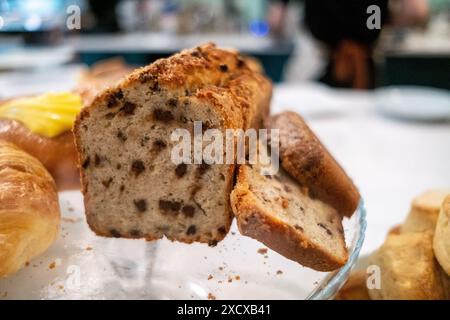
190 184 202 197
294 224 304 232
218 226 227 235
94 154 101 166
208 240 218 247
152 139 167 151
117 130 127 141
159 199 182 213
102 177 113 188
120 185 125 192
219 64 228 72
151 81 160 91
115 89 124 100
191 50 201 57
186 225 197 235
182 205 195 218
105 112 115 119
175 163 187 178
110 229 121 238
318 223 333 236
138 72 157 86
129 229 142 237
131 160 145 177
167 98 178 108
236 57 245 68
82 157 90 169
107 90 123 108
140 135 150 147
153 108 174 122
219 173 225 181
120 101 137 115
116 164 122 170
197 162 210 175
134 199 147 212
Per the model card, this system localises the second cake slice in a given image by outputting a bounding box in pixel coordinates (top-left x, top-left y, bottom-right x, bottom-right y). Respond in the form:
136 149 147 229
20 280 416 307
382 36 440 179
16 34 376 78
231 163 348 271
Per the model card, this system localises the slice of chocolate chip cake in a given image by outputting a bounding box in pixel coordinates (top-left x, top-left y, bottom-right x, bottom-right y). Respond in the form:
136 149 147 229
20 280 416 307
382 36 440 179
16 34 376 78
230 162 348 271
74 43 272 244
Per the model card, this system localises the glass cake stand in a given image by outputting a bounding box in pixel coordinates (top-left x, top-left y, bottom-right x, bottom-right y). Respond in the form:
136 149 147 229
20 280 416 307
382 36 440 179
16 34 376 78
0 191 366 300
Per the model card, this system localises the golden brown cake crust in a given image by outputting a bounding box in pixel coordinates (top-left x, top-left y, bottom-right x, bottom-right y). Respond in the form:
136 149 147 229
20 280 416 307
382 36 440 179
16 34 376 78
266 111 360 217
76 43 271 132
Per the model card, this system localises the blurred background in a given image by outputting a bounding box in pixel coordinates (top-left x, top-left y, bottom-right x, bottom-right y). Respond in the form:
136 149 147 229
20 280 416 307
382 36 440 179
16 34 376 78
0 0 449 253
0 0 449 87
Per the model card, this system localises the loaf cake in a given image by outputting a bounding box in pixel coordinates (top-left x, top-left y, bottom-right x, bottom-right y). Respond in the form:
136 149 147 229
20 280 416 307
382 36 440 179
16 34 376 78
265 111 360 217
74 43 272 244
434 195 450 276
230 162 348 271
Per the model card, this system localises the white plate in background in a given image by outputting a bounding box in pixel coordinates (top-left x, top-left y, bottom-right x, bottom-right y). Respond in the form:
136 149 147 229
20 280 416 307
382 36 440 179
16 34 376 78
375 86 450 122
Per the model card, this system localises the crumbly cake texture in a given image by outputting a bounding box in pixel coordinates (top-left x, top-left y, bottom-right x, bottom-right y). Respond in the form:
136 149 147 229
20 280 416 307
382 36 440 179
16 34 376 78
230 163 348 271
265 111 360 217
74 43 272 244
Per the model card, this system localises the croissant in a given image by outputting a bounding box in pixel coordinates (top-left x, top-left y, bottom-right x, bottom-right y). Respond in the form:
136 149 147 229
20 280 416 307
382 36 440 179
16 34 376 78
0 141 60 278
0 119 79 190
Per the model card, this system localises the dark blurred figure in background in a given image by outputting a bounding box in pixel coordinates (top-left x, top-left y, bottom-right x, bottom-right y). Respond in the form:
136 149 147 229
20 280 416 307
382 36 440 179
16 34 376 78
304 0 388 89
88 0 120 32
269 0 430 89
